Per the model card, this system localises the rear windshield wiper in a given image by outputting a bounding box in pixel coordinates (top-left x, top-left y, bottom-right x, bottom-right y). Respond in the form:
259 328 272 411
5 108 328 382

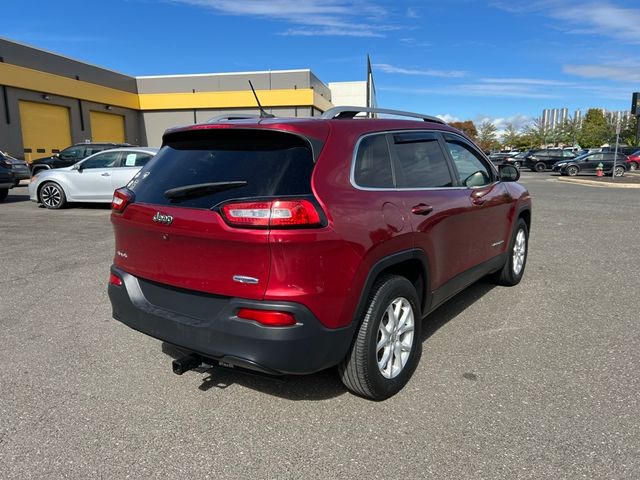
164 181 247 200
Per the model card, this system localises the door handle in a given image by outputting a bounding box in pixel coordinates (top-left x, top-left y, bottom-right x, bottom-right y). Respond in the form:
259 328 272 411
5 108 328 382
101 173 111 177
411 204 433 215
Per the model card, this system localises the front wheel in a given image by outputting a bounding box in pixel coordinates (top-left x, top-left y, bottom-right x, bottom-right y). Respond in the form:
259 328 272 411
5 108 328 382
630 162 638 171
39 182 67 209
566 165 578 176
534 162 546 172
613 165 625 177
339 275 421 400
513 161 521 169
491 218 528 287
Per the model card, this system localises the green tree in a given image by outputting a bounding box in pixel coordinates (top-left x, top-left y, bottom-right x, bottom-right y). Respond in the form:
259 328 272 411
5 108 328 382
522 118 548 148
578 109 612 148
620 115 639 146
449 120 478 139
477 121 498 151
502 123 520 149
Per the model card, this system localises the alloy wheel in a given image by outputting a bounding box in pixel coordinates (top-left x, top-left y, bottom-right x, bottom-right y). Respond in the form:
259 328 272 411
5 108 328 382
376 297 415 379
41 184 62 208
513 229 526 276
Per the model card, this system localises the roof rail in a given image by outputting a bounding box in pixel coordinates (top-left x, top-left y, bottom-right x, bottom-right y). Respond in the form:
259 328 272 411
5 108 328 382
207 114 262 123
321 106 446 124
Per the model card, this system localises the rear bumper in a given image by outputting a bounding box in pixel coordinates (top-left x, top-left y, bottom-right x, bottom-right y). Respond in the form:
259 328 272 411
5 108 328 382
108 266 355 375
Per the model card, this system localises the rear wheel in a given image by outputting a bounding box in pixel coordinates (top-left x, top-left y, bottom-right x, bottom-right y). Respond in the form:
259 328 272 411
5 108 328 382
613 165 625 177
566 165 578 176
491 218 528 287
39 182 66 209
0 188 7 202
534 162 546 172
339 275 421 400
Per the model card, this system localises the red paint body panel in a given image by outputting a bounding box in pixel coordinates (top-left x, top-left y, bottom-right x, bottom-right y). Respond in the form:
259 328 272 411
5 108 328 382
112 203 270 299
110 118 532 332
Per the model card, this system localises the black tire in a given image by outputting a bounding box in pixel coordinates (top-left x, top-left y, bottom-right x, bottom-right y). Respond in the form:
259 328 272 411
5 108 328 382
612 165 625 177
513 161 521 169
534 162 546 172
0 188 8 202
39 181 66 209
13 180 21 187
566 165 578 176
339 275 422 400
630 162 638 171
491 218 528 286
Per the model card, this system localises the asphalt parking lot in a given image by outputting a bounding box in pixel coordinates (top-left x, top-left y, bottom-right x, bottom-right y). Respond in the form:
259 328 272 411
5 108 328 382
1 173 639 479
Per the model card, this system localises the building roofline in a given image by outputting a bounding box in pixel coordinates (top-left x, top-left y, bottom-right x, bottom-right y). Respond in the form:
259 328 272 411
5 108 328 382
135 69 312 79
0 36 133 78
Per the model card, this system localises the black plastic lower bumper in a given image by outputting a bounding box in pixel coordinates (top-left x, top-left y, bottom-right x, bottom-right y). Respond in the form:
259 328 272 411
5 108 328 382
108 266 356 375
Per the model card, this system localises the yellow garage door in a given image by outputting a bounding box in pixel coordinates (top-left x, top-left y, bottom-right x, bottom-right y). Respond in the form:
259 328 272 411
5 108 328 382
90 111 125 143
19 101 72 163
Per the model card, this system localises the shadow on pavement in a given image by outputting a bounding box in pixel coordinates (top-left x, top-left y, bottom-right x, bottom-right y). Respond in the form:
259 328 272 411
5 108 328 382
159 280 497 401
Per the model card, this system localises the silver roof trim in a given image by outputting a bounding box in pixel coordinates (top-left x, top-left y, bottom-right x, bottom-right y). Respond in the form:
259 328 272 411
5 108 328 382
321 106 446 124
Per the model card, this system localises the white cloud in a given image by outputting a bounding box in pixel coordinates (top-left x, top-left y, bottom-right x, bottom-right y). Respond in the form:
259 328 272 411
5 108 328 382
436 114 460 123
563 64 640 83
374 63 467 78
479 77 574 87
170 0 395 37
492 1 640 45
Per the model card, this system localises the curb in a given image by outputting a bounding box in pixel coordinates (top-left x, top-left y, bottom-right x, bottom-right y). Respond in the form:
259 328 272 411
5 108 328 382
557 177 640 189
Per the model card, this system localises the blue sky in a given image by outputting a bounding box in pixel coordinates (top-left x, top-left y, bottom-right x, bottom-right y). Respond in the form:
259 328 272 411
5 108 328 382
3 0 640 130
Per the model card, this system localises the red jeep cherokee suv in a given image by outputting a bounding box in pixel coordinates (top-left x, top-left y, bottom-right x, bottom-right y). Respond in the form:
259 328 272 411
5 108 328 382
108 107 531 400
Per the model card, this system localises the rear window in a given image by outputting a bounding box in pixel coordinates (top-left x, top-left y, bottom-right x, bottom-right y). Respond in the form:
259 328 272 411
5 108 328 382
128 129 314 209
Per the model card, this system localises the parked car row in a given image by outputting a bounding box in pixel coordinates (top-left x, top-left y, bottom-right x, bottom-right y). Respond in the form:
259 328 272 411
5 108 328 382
28 147 158 208
0 151 30 201
490 147 639 176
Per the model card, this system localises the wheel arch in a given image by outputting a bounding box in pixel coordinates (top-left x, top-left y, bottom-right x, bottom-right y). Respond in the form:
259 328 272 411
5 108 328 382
351 249 431 328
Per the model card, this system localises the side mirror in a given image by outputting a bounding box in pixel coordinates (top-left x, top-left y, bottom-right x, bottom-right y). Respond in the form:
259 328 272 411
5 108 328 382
73 163 83 172
498 164 520 182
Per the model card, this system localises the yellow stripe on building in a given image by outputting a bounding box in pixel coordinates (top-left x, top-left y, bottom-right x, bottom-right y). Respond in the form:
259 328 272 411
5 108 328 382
0 62 139 109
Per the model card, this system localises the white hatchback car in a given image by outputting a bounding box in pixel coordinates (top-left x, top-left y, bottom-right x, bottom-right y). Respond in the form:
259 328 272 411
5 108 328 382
29 147 158 209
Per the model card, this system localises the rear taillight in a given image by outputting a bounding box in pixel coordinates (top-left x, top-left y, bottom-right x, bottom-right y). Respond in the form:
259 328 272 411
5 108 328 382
236 308 296 327
112 188 133 213
220 199 322 228
109 272 123 287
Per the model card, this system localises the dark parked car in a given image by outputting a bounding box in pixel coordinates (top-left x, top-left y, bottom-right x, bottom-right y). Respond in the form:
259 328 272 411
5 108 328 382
523 149 576 172
29 142 132 175
488 152 518 166
0 161 15 202
552 152 628 176
108 106 532 400
1 151 30 185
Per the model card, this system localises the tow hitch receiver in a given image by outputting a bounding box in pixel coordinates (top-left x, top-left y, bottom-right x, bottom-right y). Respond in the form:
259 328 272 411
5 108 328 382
172 353 203 375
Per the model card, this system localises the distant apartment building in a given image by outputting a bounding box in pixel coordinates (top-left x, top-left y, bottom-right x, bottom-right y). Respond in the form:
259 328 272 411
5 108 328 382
541 107 631 129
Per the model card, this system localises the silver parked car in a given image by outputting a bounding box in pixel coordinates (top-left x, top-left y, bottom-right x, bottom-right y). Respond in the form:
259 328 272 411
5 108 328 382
29 147 158 209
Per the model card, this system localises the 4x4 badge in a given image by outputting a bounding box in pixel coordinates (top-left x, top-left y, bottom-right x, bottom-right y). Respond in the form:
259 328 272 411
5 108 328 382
152 212 173 225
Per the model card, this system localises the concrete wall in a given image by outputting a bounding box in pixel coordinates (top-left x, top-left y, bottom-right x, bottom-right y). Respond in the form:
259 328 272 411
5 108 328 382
328 81 367 107
136 70 319 94
0 38 138 93
143 107 315 147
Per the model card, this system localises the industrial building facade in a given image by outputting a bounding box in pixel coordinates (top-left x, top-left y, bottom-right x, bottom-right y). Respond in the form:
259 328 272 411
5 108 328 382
0 37 370 162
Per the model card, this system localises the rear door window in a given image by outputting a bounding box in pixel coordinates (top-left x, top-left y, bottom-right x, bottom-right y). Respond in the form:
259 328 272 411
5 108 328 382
391 132 453 188
128 129 315 209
